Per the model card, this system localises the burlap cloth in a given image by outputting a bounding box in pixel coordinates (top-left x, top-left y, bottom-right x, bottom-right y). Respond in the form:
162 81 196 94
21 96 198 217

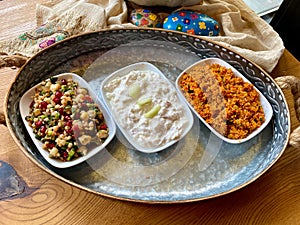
0 0 285 73
1 0 299 147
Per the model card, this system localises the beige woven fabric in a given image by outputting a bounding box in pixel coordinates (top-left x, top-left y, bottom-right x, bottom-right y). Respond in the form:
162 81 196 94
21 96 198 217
0 0 285 73
127 0 202 7
0 0 134 58
36 0 132 28
180 0 285 72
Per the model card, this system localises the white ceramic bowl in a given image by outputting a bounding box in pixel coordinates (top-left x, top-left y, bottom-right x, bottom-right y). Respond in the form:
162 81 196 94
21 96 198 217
100 62 194 153
19 73 116 168
176 58 273 144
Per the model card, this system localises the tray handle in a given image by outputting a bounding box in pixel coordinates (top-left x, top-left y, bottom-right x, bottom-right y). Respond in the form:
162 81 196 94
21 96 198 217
275 76 300 148
0 54 28 68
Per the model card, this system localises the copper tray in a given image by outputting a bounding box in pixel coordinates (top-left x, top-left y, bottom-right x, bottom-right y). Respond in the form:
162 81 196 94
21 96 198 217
5 28 290 203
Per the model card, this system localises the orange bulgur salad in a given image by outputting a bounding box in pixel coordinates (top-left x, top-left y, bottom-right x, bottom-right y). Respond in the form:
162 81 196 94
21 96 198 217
179 63 265 140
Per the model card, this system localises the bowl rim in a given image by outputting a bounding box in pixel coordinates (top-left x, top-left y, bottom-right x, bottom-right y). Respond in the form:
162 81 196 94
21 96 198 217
19 72 117 168
175 57 274 144
100 61 194 153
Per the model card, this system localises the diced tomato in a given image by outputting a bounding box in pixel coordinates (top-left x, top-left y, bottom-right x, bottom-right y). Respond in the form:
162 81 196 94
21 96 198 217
35 120 43 128
61 79 67 85
64 115 71 121
40 101 48 110
65 121 72 128
53 97 61 104
58 107 64 115
55 91 63 99
40 125 46 134
66 129 73 134
29 100 35 108
62 151 68 160
100 124 107 130
82 96 93 103
73 124 80 137
80 103 89 111
48 142 55 149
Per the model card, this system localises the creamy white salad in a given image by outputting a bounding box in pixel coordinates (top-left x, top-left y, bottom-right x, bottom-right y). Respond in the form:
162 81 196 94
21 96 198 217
103 69 190 149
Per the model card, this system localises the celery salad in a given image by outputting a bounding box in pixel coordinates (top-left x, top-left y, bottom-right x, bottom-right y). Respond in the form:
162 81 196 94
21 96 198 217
25 77 109 162
103 70 189 149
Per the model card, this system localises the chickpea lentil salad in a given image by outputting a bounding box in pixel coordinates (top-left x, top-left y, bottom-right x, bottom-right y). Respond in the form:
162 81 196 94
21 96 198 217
25 75 110 162
178 63 266 140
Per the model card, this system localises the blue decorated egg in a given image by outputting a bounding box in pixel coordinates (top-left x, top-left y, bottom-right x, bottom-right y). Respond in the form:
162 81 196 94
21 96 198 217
163 10 220 36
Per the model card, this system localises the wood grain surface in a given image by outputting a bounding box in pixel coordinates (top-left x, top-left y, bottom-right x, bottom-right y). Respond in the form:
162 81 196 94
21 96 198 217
1 1 300 224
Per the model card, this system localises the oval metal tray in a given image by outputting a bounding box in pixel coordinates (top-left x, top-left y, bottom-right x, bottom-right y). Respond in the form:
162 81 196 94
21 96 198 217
5 28 290 203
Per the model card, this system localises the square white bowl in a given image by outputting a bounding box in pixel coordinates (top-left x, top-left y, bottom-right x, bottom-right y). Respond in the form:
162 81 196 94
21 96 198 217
176 58 273 144
19 73 116 168
100 62 194 153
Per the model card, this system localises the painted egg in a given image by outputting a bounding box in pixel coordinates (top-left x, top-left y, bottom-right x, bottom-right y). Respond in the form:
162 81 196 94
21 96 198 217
163 10 220 36
131 9 162 28
38 37 56 49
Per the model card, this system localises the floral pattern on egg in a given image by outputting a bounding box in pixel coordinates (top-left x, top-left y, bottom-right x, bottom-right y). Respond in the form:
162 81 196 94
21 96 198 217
163 10 220 36
131 9 162 28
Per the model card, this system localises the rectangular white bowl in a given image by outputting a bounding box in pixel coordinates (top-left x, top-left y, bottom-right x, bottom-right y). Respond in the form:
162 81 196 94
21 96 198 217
19 73 116 168
175 58 273 144
100 62 194 153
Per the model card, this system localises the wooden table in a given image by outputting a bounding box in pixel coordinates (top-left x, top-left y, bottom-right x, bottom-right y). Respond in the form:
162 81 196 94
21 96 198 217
1 1 300 224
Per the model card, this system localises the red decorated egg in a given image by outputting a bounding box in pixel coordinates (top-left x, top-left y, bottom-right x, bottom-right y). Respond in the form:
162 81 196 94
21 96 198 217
131 9 162 28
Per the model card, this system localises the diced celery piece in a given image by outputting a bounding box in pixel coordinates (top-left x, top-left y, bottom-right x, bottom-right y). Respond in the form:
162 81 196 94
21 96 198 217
137 97 152 106
144 105 161 118
128 83 141 98
67 148 75 161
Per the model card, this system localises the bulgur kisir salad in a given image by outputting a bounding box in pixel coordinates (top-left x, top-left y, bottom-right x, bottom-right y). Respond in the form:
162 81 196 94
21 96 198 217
179 63 265 140
25 76 109 162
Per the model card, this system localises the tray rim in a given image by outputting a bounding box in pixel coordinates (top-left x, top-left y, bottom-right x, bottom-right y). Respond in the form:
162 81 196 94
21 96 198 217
4 27 291 204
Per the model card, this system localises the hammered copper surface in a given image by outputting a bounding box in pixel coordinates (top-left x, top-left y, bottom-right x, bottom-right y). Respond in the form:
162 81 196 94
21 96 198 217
5 29 290 203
